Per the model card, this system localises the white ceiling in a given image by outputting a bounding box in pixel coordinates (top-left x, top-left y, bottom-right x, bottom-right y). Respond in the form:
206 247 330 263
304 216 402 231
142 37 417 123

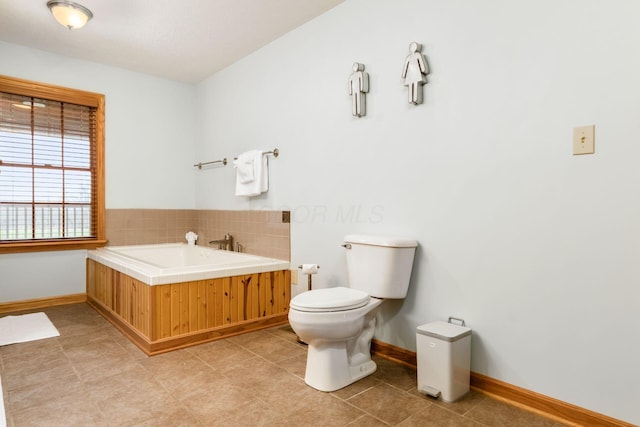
0 0 344 83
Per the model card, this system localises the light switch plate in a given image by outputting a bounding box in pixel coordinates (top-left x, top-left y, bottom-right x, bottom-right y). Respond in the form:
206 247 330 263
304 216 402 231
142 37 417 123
573 125 595 155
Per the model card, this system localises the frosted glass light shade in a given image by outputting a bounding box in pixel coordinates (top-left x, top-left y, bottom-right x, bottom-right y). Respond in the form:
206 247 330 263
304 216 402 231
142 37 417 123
47 1 93 30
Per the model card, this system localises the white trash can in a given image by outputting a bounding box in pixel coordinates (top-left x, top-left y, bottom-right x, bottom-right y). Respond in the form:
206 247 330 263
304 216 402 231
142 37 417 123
416 320 471 402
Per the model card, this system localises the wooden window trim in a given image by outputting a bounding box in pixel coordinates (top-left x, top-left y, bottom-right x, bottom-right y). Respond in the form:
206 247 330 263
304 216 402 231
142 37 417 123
0 75 106 254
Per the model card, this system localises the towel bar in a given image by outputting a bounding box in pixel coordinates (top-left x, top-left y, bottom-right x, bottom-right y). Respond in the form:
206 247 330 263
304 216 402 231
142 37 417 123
233 148 279 161
194 148 279 170
193 158 227 169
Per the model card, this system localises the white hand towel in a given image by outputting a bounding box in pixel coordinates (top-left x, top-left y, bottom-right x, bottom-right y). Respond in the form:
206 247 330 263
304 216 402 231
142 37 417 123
234 149 269 197
258 151 269 193
234 151 255 184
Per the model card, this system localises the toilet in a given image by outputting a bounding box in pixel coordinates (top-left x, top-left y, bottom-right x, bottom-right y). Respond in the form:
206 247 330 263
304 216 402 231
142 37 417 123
288 234 417 392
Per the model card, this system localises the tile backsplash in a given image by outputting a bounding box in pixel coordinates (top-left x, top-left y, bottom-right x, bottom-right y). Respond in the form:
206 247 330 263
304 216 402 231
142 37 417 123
105 209 290 260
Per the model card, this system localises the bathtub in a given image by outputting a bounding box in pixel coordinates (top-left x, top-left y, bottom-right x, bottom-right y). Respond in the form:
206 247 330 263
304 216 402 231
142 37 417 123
86 243 291 355
87 243 290 285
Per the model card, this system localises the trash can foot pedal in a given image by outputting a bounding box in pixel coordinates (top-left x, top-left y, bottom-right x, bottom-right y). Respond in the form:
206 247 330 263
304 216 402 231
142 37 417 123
419 386 441 398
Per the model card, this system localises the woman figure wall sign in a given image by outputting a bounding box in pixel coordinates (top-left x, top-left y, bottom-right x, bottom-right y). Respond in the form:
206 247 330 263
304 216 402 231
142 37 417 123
348 62 369 117
402 42 429 105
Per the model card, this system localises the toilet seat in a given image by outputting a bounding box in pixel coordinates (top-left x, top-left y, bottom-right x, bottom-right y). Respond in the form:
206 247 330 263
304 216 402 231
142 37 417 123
290 287 370 312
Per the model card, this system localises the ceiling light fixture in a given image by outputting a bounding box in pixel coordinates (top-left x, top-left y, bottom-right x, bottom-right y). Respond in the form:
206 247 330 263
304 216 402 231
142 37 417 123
47 0 93 30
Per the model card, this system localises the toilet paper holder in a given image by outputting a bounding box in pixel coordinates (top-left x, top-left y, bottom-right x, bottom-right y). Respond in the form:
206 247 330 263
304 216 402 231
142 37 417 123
297 264 320 291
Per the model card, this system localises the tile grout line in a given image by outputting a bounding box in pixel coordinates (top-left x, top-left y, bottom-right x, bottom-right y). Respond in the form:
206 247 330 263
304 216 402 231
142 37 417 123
329 391 395 425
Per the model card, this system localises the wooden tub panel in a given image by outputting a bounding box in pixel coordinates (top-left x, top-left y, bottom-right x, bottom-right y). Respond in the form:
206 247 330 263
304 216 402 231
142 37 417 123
112 270 151 338
87 260 114 309
189 281 206 331
205 278 226 328
87 260 290 354
245 273 260 320
222 277 232 326
274 269 291 313
229 275 239 324
171 282 189 336
153 284 172 339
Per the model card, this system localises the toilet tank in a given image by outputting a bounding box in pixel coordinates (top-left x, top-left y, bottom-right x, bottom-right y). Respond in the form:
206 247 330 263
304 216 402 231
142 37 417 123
344 235 418 298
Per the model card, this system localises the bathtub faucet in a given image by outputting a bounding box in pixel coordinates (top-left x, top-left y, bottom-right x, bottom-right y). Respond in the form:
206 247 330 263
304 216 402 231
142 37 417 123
209 233 233 251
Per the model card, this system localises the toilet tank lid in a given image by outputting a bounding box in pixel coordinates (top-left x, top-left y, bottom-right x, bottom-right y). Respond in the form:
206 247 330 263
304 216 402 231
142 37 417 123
344 234 417 248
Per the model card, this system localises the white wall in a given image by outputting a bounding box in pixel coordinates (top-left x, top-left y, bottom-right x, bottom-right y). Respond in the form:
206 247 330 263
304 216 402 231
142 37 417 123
0 250 86 301
0 41 197 301
195 0 640 423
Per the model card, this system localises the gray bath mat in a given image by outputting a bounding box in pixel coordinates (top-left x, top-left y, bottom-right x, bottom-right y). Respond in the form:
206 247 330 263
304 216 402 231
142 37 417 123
0 312 60 346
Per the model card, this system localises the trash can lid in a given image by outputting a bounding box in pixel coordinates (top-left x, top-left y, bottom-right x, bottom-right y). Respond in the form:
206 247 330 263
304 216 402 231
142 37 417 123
417 321 471 342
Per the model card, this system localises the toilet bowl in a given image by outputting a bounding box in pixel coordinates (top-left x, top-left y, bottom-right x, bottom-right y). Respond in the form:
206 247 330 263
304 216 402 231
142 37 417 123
288 235 417 392
289 288 382 391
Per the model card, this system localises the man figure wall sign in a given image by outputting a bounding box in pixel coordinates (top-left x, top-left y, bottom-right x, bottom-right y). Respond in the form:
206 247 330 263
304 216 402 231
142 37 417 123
348 62 369 117
402 42 429 105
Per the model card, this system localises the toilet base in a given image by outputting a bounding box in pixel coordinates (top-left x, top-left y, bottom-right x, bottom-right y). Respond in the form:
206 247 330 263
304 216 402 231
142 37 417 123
304 339 377 392
290 298 383 392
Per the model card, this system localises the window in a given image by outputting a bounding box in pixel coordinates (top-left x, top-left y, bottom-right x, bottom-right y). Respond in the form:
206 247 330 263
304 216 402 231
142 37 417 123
0 75 105 253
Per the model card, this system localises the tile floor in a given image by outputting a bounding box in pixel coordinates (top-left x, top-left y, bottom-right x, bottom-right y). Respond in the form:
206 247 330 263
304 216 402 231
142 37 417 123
0 303 568 426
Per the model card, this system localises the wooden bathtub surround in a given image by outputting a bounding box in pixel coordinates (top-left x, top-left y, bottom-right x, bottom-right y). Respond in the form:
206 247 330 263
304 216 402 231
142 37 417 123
86 259 291 355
